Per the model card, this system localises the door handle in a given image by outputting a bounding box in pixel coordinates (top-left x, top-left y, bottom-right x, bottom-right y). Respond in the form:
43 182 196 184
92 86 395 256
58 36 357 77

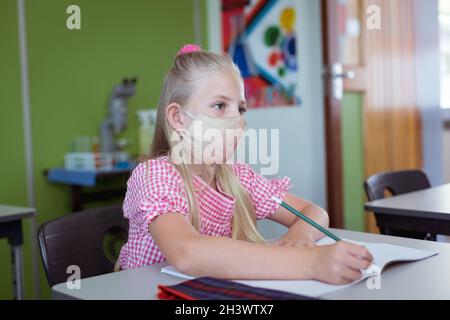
332 70 355 79
324 63 356 100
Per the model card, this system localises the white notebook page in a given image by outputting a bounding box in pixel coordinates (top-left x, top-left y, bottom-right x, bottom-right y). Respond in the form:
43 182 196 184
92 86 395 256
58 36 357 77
161 238 437 298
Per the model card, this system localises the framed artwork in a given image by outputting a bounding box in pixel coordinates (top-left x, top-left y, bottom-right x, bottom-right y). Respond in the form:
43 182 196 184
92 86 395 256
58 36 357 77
221 0 301 108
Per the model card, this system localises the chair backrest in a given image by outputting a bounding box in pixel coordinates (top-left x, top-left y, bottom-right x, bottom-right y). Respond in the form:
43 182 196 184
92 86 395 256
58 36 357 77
38 205 127 287
364 169 431 201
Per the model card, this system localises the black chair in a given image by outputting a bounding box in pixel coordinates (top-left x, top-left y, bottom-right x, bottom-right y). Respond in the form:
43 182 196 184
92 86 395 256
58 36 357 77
364 170 436 241
38 205 128 287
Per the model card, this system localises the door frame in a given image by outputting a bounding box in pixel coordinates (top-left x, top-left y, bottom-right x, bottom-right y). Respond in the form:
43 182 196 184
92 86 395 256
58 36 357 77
320 0 344 228
320 0 367 229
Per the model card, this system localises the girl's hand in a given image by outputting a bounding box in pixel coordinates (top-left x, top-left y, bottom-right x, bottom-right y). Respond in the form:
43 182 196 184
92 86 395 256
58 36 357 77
310 241 373 285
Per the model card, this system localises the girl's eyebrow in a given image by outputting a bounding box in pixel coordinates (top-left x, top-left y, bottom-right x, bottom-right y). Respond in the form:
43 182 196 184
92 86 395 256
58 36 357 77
210 94 231 101
210 94 246 106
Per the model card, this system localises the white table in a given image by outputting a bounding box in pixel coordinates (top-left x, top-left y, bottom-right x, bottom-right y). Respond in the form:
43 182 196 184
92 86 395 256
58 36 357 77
52 228 450 300
0 204 36 300
364 184 450 237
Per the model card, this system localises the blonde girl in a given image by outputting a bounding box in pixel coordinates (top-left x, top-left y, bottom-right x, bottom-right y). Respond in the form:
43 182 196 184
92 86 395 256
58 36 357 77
118 44 373 285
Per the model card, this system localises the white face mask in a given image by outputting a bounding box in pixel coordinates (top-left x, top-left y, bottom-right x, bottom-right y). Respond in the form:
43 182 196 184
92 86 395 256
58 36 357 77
178 108 246 164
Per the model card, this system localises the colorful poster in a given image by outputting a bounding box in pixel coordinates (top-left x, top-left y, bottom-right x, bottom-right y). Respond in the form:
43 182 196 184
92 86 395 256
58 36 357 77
222 0 301 108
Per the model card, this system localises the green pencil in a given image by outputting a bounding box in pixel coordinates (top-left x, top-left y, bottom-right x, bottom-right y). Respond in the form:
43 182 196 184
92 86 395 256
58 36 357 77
273 196 381 275
272 196 341 242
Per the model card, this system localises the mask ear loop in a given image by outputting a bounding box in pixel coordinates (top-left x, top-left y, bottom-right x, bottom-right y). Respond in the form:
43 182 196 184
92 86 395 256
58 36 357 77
184 106 219 186
182 108 195 119
177 107 196 143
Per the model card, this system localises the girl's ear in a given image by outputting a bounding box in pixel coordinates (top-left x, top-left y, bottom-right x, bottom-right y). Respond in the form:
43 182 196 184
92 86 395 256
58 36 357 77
166 103 187 131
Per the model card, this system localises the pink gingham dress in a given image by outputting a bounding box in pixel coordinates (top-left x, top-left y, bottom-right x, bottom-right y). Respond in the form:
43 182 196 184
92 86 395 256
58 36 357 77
119 155 293 270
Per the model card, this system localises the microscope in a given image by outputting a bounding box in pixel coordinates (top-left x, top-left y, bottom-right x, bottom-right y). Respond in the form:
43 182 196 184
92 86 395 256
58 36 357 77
100 77 137 164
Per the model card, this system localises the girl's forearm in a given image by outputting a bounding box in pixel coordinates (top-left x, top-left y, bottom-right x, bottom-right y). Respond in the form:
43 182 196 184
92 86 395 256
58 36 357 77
284 205 330 242
178 235 315 280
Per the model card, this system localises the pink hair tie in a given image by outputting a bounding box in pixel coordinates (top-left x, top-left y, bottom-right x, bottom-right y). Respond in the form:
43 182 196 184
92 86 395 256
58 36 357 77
177 44 202 56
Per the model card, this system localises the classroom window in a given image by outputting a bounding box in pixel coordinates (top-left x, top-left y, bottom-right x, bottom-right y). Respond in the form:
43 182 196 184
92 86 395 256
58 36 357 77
440 0 450 108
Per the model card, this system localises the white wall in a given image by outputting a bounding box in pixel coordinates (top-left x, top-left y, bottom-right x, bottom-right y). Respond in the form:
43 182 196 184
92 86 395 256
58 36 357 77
414 0 444 186
444 127 450 183
415 0 449 243
207 0 326 238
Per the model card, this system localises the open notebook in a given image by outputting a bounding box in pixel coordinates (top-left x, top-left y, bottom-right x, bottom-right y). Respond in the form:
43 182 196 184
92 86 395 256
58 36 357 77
161 237 438 298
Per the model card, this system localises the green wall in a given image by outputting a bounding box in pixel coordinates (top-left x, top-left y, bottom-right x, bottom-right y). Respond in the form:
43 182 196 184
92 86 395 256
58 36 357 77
0 0 28 300
0 0 207 299
342 93 365 231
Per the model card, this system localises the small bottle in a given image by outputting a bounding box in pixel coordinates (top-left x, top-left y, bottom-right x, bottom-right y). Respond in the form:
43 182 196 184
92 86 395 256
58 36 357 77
137 110 155 156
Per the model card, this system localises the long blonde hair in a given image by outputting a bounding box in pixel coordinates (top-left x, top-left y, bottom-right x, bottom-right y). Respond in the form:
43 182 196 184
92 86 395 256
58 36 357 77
149 50 265 243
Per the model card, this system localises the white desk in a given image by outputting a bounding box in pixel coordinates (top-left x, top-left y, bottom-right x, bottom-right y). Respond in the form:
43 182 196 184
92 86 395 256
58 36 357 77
52 229 450 300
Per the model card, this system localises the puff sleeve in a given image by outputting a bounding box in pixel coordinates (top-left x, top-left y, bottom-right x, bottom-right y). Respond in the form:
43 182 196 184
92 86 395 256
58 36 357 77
232 162 294 220
123 159 189 228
